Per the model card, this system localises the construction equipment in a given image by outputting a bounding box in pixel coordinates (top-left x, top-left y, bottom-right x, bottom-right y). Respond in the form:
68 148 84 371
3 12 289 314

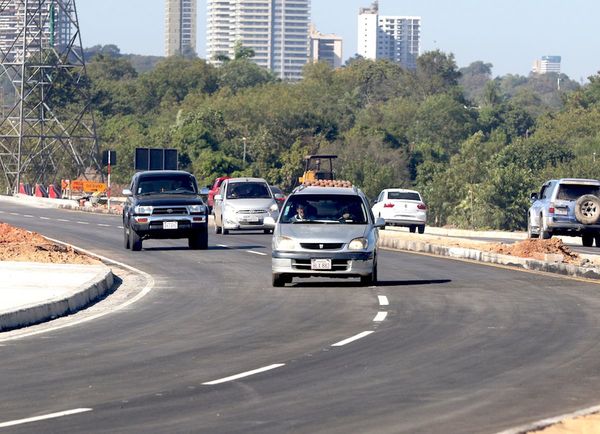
298 155 337 185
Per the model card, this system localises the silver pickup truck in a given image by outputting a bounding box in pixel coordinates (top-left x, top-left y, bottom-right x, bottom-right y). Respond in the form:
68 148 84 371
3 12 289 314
527 178 600 247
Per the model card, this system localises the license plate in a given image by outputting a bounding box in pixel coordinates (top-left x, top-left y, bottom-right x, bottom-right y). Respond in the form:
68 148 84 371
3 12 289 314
554 208 568 216
311 259 332 270
163 221 178 229
241 216 260 222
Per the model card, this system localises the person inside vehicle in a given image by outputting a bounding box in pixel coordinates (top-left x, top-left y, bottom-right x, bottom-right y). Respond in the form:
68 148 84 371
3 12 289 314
291 203 307 221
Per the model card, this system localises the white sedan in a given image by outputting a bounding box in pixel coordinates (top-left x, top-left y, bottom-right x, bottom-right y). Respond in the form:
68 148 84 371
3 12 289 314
372 188 427 233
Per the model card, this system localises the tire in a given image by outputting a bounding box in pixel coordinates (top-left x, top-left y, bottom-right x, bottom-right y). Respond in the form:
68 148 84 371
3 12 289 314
417 225 425 234
409 226 416 233
574 195 600 225
214 220 222 234
123 226 130 249
540 214 552 239
582 233 594 247
272 273 287 287
595 235 600 248
360 260 377 286
129 227 142 251
222 229 229 235
189 228 209 250
527 215 539 239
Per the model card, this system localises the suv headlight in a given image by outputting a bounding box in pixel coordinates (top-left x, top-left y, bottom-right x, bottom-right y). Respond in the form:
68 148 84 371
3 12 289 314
269 203 279 212
273 236 297 251
134 205 153 215
188 204 205 214
348 237 368 250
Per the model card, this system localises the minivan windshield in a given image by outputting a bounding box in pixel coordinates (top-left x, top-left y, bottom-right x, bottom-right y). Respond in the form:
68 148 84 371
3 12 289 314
226 182 272 199
281 194 367 224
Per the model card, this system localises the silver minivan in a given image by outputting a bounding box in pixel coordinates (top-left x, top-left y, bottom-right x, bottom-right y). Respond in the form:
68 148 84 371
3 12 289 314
271 185 385 286
213 177 279 234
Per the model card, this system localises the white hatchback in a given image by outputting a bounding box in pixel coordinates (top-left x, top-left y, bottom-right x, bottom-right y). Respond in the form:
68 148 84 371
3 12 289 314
372 188 427 233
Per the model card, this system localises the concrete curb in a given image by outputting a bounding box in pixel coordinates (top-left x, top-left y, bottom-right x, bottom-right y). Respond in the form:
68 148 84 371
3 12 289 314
0 264 114 332
0 194 122 215
379 232 600 281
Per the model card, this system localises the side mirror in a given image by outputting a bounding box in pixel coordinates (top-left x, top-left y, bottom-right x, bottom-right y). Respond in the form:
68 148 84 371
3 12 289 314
199 187 209 195
530 192 538 201
122 188 132 196
374 217 386 229
214 194 222 201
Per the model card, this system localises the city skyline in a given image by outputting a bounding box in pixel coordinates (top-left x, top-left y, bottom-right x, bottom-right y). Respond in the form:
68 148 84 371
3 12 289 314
77 0 600 82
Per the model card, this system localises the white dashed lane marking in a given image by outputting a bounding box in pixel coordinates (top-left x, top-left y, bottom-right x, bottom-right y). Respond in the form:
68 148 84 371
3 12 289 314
203 364 285 386
246 250 267 256
39 216 50 220
332 331 374 347
23 215 33 218
0 408 93 428
373 311 388 322
378 295 389 306
97 224 111 227
56 219 69 222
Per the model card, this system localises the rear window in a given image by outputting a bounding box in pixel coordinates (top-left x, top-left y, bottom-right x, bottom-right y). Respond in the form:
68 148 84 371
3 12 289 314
281 194 367 224
557 184 600 200
227 182 272 199
388 191 421 201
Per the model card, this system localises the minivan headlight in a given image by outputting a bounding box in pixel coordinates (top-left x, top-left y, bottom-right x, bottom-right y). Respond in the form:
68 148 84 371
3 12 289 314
274 236 297 251
348 237 368 250
188 204 205 214
134 205 153 215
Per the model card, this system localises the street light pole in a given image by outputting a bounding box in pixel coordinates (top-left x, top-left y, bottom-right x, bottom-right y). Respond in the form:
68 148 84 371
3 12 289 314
242 137 247 166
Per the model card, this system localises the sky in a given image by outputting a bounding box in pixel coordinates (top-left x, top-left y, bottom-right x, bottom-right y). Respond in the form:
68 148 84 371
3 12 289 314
77 0 599 82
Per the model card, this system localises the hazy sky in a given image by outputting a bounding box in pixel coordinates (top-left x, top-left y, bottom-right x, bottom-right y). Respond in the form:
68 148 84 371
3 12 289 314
77 0 599 82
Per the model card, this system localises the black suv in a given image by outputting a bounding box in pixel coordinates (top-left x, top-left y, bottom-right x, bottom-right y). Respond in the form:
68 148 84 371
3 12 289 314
123 170 209 251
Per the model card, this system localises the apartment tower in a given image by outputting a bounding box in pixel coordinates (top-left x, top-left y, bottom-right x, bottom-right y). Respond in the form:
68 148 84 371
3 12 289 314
165 0 197 57
532 55 561 74
358 1 421 70
309 24 343 69
207 0 311 81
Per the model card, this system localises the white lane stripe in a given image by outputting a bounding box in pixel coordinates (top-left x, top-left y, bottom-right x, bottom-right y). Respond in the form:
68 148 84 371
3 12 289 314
57 219 69 222
0 408 92 428
117 225 123 229
332 331 374 347
23 214 34 218
246 250 267 256
97 224 111 227
9 212 19 215
39 216 50 220
373 311 388 322
378 295 389 306
76 221 89 225
203 364 285 385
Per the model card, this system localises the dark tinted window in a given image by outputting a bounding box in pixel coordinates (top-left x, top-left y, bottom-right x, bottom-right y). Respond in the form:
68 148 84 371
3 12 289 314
137 175 196 195
557 184 600 200
227 182 272 199
281 194 367 224
388 191 421 201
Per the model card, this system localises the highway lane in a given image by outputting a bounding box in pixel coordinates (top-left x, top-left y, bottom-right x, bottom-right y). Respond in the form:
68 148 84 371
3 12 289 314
1 202 600 433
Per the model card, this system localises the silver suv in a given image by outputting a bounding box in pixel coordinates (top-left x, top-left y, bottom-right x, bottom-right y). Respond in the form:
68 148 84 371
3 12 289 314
271 185 385 287
528 178 600 247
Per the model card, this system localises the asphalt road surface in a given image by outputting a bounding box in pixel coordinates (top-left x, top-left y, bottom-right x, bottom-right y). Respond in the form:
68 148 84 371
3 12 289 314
1 202 600 433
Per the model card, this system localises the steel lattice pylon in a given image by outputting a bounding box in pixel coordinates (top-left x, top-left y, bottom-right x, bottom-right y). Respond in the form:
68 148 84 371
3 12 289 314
0 0 100 194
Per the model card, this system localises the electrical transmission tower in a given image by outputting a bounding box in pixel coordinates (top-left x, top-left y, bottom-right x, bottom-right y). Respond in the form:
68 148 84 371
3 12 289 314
0 0 100 194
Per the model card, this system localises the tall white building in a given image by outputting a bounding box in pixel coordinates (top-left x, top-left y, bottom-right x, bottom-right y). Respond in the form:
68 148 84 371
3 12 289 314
165 0 197 57
309 24 343 69
532 55 561 74
357 1 421 70
207 0 311 81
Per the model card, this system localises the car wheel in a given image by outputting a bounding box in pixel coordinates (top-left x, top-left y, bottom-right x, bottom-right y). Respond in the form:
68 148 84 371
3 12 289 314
129 227 142 251
360 260 377 286
272 273 287 287
189 228 209 250
123 226 130 249
595 235 600 248
214 220 222 234
574 194 600 224
223 229 229 235
409 226 416 233
417 225 425 234
540 214 552 239
527 215 539 239
582 233 594 247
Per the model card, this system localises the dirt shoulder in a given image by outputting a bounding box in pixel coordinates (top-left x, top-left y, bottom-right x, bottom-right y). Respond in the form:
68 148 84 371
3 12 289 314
0 222 99 264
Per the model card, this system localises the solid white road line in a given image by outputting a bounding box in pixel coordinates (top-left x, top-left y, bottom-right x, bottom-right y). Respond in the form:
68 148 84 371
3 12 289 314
378 295 389 306
0 408 92 428
332 331 374 347
373 311 388 322
246 250 267 256
203 364 285 385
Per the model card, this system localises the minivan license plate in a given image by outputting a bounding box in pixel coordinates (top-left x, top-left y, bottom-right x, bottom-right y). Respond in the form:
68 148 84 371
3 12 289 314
311 259 332 270
163 221 178 229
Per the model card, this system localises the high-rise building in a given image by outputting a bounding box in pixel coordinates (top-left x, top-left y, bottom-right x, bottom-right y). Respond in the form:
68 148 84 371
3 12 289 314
0 1 72 61
309 24 343 69
532 55 561 74
357 1 421 70
207 0 311 81
165 0 197 57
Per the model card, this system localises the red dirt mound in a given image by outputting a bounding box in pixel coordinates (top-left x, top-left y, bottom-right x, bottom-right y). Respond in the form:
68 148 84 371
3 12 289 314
485 238 579 263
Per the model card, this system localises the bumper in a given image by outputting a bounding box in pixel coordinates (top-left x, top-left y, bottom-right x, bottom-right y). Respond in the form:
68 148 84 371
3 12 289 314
272 251 375 277
383 217 426 226
546 218 600 233
223 214 277 231
131 215 207 239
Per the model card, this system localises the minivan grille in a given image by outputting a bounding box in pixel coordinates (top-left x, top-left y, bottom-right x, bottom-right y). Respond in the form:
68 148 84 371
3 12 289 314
237 209 267 214
300 243 344 250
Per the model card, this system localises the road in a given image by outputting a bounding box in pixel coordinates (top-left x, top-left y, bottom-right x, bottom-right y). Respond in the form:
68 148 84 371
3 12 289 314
1 202 600 433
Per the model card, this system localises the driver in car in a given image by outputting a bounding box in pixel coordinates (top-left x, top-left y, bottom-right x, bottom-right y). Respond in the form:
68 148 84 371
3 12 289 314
290 203 308 222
